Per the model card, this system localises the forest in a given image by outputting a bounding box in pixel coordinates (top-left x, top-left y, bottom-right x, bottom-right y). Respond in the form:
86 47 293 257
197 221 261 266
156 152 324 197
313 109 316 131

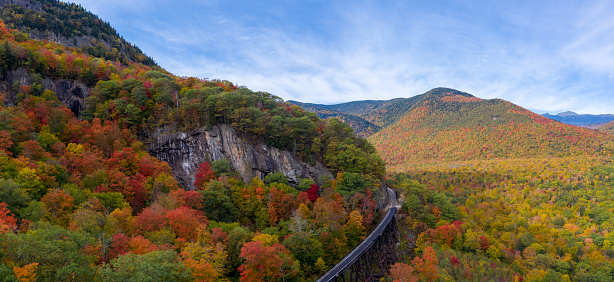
388 156 614 281
600 121 614 136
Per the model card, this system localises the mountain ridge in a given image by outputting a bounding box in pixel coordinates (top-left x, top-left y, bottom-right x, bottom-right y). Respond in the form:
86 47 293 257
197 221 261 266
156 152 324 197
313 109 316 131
290 87 480 137
542 112 614 127
365 89 613 170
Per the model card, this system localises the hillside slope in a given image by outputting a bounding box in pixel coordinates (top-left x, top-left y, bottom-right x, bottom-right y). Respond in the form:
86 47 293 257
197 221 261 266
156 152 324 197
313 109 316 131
367 88 614 170
600 120 614 136
0 0 156 66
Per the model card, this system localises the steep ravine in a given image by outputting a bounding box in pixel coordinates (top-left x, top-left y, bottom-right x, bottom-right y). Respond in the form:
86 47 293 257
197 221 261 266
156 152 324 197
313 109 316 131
147 124 334 190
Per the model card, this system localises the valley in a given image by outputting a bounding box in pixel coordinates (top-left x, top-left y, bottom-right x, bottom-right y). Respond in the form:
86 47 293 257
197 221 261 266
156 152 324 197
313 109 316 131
293 88 614 281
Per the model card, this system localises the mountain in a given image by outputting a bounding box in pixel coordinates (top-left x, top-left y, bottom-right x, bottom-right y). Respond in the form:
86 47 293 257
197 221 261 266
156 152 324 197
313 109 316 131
542 111 614 127
291 96 416 129
365 88 614 170
287 100 381 137
291 88 479 138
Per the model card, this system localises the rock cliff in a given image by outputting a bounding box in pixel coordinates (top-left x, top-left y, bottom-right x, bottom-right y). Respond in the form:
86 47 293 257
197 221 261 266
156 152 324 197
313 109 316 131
0 67 89 115
147 124 333 190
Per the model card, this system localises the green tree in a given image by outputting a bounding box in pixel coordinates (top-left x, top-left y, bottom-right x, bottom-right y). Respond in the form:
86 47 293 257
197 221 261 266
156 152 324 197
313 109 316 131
0 223 97 281
0 264 18 282
98 250 192 282
282 235 324 277
211 159 232 176
16 167 46 201
0 178 30 218
199 187 239 223
226 227 254 278
264 171 289 186
336 172 368 196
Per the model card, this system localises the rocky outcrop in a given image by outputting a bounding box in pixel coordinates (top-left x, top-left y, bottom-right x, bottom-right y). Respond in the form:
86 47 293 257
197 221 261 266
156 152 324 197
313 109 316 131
147 124 333 190
0 68 89 115
42 77 89 115
26 29 107 50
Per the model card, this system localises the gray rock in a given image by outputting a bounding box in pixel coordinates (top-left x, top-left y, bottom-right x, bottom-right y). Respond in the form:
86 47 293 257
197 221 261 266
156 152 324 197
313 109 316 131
147 124 333 190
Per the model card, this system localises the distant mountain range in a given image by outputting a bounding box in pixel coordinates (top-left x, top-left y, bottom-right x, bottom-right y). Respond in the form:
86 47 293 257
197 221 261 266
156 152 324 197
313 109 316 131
542 112 614 128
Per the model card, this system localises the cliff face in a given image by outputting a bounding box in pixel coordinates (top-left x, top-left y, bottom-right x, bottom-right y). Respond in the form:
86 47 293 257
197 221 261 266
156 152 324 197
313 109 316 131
147 124 333 190
0 67 89 115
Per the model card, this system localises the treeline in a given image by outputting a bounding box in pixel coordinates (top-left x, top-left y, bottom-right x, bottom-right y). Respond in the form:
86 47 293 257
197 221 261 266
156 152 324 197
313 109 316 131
287 101 381 138
0 0 156 66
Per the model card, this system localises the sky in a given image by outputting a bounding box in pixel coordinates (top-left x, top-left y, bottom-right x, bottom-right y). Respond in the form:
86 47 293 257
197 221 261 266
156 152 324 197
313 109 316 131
66 0 614 114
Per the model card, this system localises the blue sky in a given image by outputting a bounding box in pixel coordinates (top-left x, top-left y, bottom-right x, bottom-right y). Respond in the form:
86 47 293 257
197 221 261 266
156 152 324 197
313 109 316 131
67 0 614 114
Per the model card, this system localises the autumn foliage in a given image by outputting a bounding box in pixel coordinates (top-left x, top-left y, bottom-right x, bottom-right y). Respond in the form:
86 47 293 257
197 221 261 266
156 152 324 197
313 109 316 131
238 241 298 282
194 161 215 189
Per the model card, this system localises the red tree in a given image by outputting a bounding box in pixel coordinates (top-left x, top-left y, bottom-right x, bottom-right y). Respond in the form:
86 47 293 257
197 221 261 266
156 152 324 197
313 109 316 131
306 184 319 203
194 161 215 189
0 131 13 156
166 206 207 241
0 203 17 233
107 233 130 261
133 207 167 235
239 241 297 282
128 173 148 213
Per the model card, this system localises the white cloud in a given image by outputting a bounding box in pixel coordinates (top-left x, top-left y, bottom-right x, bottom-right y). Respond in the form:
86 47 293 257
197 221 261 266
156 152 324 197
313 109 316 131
66 0 614 114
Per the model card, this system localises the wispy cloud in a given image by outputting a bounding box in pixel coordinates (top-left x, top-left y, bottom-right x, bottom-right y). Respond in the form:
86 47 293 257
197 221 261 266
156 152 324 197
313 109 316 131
68 0 614 114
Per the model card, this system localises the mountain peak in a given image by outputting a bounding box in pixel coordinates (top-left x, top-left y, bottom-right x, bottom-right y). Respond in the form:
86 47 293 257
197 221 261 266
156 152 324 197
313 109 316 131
557 111 578 117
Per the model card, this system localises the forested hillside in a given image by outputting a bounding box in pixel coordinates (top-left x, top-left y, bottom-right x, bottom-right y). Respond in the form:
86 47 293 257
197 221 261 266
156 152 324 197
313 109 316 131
0 1 389 279
364 89 614 281
0 0 156 66
389 155 614 281
600 121 614 136
367 88 614 171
